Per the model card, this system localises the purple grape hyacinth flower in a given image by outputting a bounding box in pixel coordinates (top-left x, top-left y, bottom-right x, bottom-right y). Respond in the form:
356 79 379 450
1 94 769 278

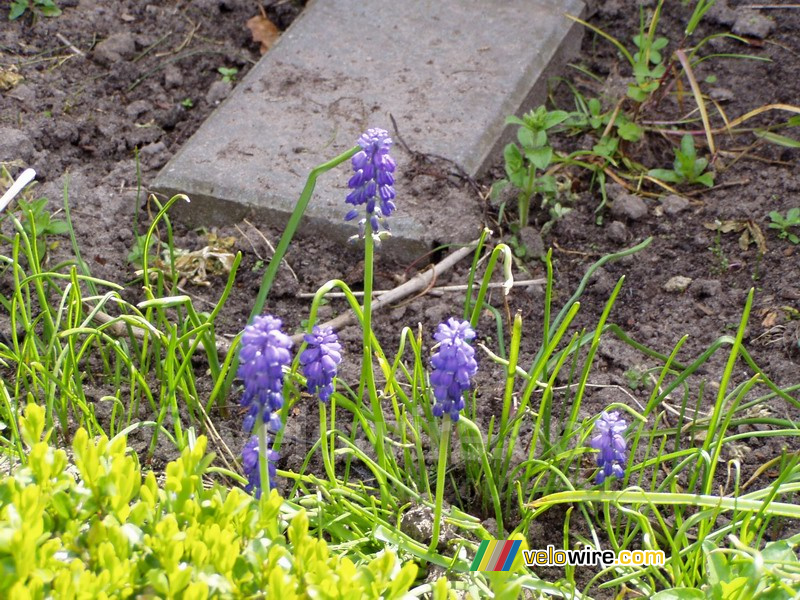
242 435 279 498
345 128 397 238
238 315 293 433
299 325 342 403
588 411 628 484
430 318 478 422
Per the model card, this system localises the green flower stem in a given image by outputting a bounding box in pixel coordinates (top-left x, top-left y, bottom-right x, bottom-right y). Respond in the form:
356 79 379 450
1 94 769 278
429 417 451 553
216 146 359 405
362 221 389 493
319 401 335 482
259 416 270 496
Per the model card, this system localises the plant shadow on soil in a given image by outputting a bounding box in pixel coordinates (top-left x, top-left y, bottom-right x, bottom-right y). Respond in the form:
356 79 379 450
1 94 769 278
1 0 799 595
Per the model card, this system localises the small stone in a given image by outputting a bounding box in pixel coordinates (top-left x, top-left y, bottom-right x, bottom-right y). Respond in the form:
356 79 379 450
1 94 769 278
0 127 35 163
589 266 615 296
706 0 737 26
8 83 36 104
163 64 184 89
159 105 187 130
125 100 151 119
661 194 690 216
400 504 434 544
610 193 648 221
664 276 693 293
93 32 137 65
205 80 232 105
691 278 722 299
606 220 628 243
517 226 545 260
139 141 166 156
708 87 734 103
525 282 544 300
732 10 774 39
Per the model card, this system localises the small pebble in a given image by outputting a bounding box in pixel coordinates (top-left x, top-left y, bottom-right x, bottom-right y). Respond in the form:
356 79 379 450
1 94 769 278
708 87 734 103
732 10 774 39
125 100 152 119
93 32 137 64
163 64 184 89
664 276 693 293
606 220 628 243
139 141 166 156
661 194 690 216
205 80 232 105
610 193 648 221
706 0 737 26
517 226 545 260
0 127 35 163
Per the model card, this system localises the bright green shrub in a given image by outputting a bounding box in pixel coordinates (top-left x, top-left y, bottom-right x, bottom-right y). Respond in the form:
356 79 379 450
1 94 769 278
0 404 419 599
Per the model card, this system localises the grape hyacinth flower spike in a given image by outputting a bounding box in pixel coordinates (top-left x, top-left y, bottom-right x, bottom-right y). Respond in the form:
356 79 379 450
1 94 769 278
241 435 279 498
300 325 342 402
238 315 293 433
430 318 478 421
588 411 628 484
345 128 397 242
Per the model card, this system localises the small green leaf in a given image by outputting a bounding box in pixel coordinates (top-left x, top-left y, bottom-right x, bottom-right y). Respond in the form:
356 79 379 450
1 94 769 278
617 121 643 142
47 220 70 235
524 146 553 170
648 169 681 183
680 134 697 160
9 0 28 20
696 172 715 187
20 402 46 447
543 110 570 129
626 84 648 102
517 127 535 148
37 2 61 17
754 129 800 148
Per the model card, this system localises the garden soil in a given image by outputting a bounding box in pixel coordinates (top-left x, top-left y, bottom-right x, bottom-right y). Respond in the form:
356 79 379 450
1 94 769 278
1 0 799 589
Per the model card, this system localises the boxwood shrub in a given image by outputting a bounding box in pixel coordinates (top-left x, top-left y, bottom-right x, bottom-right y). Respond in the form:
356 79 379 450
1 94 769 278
0 403 419 599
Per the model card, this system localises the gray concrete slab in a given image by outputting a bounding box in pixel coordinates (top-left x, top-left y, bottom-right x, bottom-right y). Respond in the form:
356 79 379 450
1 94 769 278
152 0 585 260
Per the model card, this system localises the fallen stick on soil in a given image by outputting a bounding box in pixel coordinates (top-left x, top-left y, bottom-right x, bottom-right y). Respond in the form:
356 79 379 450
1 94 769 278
0 168 36 214
56 33 85 56
289 240 482 345
87 237 486 354
296 278 543 299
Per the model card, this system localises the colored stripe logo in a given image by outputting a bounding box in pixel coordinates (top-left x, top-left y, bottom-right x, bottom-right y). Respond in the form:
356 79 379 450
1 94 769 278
470 540 521 571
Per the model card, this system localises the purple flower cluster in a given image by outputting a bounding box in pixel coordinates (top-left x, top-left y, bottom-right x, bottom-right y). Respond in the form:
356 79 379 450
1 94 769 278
430 318 478 421
238 315 344 497
345 128 397 237
238 315 292 497
241 435 279 498
238 315 293 433
588 411 628 484
299 325 342 403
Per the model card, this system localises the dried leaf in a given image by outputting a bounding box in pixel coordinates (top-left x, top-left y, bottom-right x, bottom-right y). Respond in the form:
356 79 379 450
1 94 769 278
762 311 778 328
173 246 235 286
246 14 280 55
747 219 767 254
738 228 751 252
0 66 23 91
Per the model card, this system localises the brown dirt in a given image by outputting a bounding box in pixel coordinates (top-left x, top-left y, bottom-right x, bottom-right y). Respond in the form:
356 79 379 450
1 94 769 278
1 0 799 594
